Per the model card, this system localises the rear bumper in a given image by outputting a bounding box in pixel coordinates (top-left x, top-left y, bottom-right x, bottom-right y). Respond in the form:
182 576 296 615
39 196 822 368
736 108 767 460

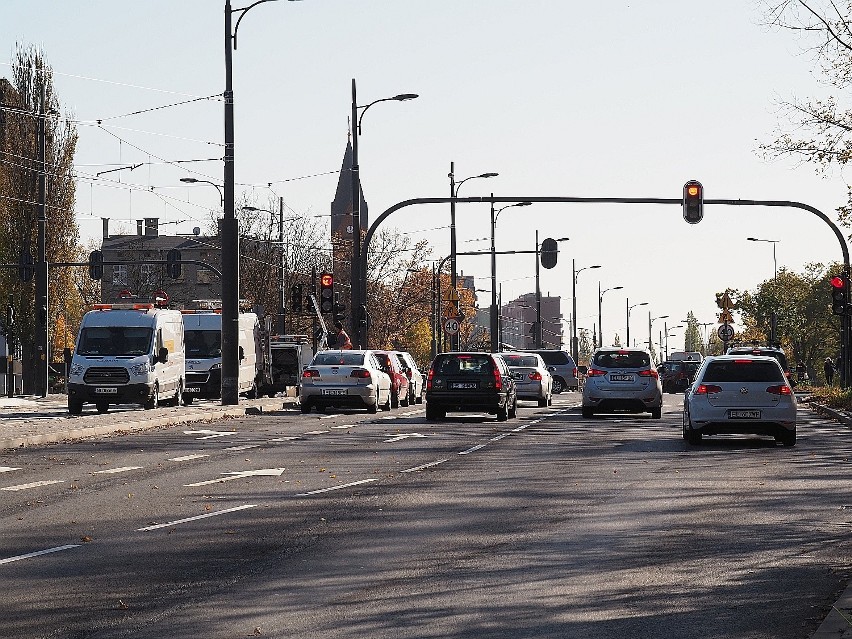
300 385 377 408
425 390 507 412
583 386 662 412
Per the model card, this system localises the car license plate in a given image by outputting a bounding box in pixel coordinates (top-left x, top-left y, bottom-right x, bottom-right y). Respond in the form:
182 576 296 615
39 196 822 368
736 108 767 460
322 389 346 396
185 387 202 394
513 373 525 380
449 382 478 389
609 374 634 382
94 387 118 394
729 409 761 419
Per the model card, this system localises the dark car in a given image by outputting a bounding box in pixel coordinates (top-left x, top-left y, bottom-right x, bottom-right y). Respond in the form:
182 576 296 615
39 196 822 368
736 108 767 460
373 350 410 408
425 352 518 421
661 360 701 393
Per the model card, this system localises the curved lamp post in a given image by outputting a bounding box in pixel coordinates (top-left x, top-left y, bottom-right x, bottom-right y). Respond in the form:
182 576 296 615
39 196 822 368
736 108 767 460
598 284 623 349
489 199 531 351
648 313 669 356
572 263 601 361
180 177 224 206
351 83 418 349
626 299 648 347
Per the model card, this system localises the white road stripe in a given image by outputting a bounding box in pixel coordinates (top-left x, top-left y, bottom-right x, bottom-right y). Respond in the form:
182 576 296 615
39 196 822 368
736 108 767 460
401 459 449 473
137 504 257 531
1 480 64 492
0 544 80 565
223 444 259 451
168 454 210 462
459 444 486 455
304 430 329 435
318 414 337 420
490 433 510 442
269 436 300 442
295 478 378 496
330 424 355 429
0 467 21 473
93 466 143 475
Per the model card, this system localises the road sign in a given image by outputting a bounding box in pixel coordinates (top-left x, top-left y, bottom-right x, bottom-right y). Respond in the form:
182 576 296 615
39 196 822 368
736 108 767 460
718 309 734 324
444 318 460 335
444 288 460 302
717 323 735 341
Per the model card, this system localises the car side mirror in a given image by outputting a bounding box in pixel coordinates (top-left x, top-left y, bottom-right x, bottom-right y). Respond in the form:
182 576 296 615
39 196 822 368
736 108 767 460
63 347 73 365
547 366 556 373
158 346 169 364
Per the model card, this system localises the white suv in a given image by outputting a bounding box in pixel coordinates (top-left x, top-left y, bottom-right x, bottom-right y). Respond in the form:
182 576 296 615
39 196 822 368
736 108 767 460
582 347 663 418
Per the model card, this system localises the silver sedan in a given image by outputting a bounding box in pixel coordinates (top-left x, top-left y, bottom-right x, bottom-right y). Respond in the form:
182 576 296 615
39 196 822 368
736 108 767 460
299 350 392 414
682 355 796 446
499 352 553 407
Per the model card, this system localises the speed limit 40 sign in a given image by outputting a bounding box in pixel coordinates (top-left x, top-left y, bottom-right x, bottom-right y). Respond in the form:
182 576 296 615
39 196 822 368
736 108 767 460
444 318 460 335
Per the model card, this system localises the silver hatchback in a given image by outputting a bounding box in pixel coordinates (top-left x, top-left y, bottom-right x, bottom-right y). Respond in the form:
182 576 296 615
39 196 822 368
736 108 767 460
582 347 663 418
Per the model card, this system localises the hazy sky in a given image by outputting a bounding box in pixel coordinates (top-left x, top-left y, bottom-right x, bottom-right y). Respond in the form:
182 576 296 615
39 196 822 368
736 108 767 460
3 1 848 346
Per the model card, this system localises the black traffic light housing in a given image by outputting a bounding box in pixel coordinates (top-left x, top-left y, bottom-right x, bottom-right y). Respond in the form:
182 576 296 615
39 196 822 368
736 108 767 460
683 180 704 224
332 291 346 323
166 249 182 279
88 250 103 280
319 272 334 314
540 237 558 269
19 249 34 282
291 283 303 313
831 274 848 315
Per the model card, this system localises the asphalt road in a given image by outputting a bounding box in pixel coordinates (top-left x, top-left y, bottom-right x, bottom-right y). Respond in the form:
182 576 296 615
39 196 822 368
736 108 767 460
1 393 851 638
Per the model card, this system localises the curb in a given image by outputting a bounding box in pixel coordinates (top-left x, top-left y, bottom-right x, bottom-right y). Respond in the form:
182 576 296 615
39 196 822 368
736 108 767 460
0 397 296 450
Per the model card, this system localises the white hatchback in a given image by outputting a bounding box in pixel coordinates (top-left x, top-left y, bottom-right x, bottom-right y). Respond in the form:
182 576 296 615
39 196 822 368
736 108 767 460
682 355 796 446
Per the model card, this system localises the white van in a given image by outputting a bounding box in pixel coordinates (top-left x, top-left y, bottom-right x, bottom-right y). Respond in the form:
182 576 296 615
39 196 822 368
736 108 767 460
182 311 262 403
67 303 185 414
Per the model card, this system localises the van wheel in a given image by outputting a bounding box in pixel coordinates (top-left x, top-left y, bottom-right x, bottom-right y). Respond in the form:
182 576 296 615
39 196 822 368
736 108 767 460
68 400 83 415
144 384 159 410
183 395 194 406
172 381 183 407
96 402 109 414
582 406 594 418
246 382 257 399
300 401 311 414
552 377 565 394
651 407 662 419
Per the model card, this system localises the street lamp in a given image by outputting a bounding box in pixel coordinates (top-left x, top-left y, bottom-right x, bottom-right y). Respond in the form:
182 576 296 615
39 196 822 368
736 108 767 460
350 82 418 350
490 198 531 352
664 324 683 360
626 299 648 347
746 237 779 280
572 262 601 361
648 313 669 357
598 284 623 349
449 167 498 349
180 177 224 206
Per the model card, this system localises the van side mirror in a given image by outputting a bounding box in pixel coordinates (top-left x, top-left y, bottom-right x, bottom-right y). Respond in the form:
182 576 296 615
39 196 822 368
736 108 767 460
63 347 73 365
239 345 245 361
158 346 169 363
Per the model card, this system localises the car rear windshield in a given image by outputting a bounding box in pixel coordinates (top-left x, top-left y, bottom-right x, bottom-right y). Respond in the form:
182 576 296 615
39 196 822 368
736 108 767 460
536 351 571 365
436 355 494 375
729 349 788 371
593 350 651 368
503 355 539 367
313 352 365 366
702 360 785 383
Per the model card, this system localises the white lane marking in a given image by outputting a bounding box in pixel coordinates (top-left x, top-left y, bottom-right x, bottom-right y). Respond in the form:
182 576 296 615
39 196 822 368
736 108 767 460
304 430 329 435
490 433 510 442
330 424 355 430
0 544 80 565
184 468 286 487
384 433 427 443
295 478 378 496
0 467 21 473
138 504 257 532
459 444 486 455
511 424 530 432
93 466 143 475
168 454 210 462
318 414 338 420
184 430 233 439
223 444 260 451
401 459 449 473
270 436 300 442
1 480 64 492
379 416 398 420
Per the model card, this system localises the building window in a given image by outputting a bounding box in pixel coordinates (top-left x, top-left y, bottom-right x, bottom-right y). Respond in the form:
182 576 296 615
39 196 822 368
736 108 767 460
140 263 157 286
112 264 128 286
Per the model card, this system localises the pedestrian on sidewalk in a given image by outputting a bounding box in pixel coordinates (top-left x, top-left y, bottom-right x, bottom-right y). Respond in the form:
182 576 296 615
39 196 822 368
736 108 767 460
824 357 836 386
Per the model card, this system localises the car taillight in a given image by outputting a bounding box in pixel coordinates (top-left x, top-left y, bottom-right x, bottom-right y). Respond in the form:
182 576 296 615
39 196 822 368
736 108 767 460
528 371 542 381
426 368 434 390
587 368 606 377
767 385 792 395
350 368 372 378
302 369 319 378
406 369 412 379
572 367 578 378
639 369 659 379
492 364 502 390
694 384 722 395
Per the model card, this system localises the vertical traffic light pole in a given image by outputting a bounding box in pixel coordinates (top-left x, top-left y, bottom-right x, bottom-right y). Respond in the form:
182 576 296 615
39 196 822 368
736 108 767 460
35 83 48 398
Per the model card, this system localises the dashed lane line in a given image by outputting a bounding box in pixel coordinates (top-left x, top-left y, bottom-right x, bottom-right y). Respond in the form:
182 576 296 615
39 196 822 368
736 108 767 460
168 454 210 462
1 480 64 492
401 459 449 473
295 478 378 497
138 504 257 531
93 466 143 475
0 467 20 473
223 444 260 451
0 544 80 565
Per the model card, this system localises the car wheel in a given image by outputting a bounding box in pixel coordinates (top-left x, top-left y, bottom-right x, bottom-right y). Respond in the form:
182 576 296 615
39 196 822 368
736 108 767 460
537 396 548 407
508 396 518 419
68 400 83 415
497 402 509 422
96 402 109 414
778 429 796 447
651 406 662 419
367 401 378 414
390 390 399 409
416 391 424 404
144 384 159 410
300 401 311 414
552 377 565 394
401 388 410 407
183 395 194 406
582 406 594 418
425 403 444 421
684 411 702 444
382 389 392 411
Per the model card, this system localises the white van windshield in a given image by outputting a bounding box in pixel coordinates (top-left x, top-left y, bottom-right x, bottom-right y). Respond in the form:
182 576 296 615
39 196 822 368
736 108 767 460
78 326 153 356
185 330 222 358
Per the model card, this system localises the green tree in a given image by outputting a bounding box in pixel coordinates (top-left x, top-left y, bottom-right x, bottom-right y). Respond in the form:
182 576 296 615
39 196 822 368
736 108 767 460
684 311 703 353
578 328 593 365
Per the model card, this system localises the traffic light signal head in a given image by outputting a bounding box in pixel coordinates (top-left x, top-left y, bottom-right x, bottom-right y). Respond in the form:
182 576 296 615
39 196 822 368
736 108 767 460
88 250 103 280
291 283 303 314
831 274 848 315
683 180 704 224
333 291 346 323
320 272 334 314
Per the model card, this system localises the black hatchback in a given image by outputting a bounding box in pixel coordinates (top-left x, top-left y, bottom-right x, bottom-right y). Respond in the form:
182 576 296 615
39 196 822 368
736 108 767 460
425 352 518 421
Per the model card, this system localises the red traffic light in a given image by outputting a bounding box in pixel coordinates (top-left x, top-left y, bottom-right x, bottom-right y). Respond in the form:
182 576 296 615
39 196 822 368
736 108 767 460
831 275 846 288
320 273 334 287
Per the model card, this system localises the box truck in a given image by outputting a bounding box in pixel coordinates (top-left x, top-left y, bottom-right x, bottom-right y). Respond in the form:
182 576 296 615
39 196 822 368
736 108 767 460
66 303 185 414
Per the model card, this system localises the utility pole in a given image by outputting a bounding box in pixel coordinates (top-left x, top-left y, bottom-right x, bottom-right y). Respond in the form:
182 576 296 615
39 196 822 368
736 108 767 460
35 82 48 398
535 230 542 348
277 196 286 335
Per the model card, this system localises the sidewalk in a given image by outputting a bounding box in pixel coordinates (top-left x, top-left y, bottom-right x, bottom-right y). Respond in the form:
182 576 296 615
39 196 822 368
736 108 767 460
0 394 296 451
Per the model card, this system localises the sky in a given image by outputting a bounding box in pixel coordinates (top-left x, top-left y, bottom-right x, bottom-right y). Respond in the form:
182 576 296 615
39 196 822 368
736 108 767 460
3 0 849 348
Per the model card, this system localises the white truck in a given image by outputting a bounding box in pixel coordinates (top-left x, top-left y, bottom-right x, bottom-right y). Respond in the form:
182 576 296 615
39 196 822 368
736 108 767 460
66 303 186 414
182 310 264 403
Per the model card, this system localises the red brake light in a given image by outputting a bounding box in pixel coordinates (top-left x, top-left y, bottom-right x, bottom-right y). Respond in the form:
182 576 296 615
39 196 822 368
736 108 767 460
694 384 722 395
639 369 659 379
426 368 434 390
767 385 792 395
572 367 578 378
492 359 502 390
350 368 371 378
587 368 606 377
734 359 753 364
528 371 542 381
302 369 319 378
